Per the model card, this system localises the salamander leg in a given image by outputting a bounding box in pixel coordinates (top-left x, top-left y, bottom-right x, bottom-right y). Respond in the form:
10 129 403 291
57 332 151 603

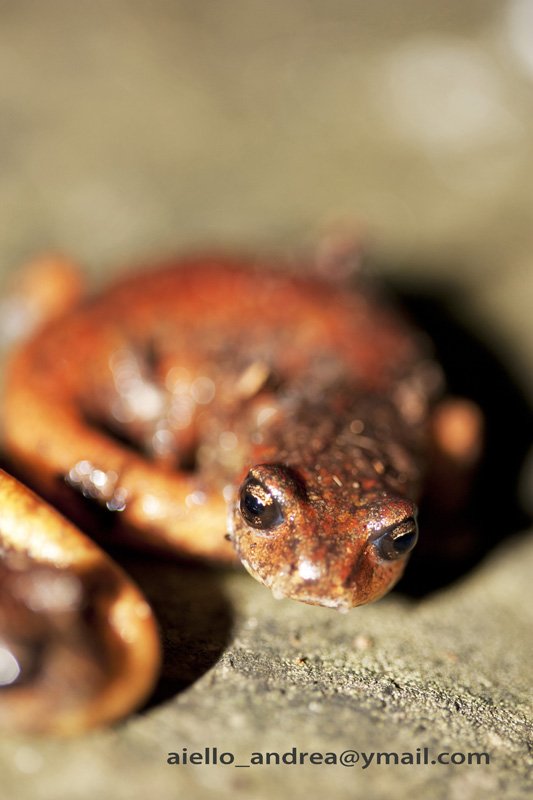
407 397 485 589
0 254 85 348
427 396 484 514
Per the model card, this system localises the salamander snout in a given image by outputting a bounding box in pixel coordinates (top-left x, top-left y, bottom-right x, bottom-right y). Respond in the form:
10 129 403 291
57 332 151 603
229 464 418 611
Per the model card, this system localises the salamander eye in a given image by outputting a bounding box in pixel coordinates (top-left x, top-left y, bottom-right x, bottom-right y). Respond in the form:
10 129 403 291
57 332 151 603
373 516 418 561
239 476 284 530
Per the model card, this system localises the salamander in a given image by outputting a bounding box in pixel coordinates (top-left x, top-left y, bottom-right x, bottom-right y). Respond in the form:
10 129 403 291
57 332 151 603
0 251 480 733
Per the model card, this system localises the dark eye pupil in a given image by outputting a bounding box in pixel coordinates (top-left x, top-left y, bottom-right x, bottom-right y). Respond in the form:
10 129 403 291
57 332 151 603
239 478 283 530
390 530 416 554
375 517 418 561
243 492 265 518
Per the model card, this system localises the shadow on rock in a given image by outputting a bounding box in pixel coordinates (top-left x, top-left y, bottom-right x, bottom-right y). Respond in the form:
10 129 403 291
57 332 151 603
385 270 533 598
117 551 235 709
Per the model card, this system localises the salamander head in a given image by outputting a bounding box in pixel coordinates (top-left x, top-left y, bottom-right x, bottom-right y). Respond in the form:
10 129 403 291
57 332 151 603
228 463 418 612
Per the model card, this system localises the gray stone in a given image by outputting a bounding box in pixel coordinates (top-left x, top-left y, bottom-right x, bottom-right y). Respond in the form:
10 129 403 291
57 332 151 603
0 1 532 798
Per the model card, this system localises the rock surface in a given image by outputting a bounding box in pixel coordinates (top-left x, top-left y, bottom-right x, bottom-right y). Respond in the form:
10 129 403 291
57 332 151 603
0 1 532 798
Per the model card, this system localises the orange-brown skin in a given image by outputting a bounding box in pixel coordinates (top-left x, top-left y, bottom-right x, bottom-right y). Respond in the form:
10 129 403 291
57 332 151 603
0 470 160 735
0 252 455 734
3 255 442 616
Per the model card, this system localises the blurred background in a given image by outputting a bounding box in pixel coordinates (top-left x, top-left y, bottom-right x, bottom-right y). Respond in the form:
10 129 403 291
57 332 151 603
1 2 533 799
1 1 532 393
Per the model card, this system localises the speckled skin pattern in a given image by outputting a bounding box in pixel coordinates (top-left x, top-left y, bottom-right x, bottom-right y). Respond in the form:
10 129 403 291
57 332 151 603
3 255 443 611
